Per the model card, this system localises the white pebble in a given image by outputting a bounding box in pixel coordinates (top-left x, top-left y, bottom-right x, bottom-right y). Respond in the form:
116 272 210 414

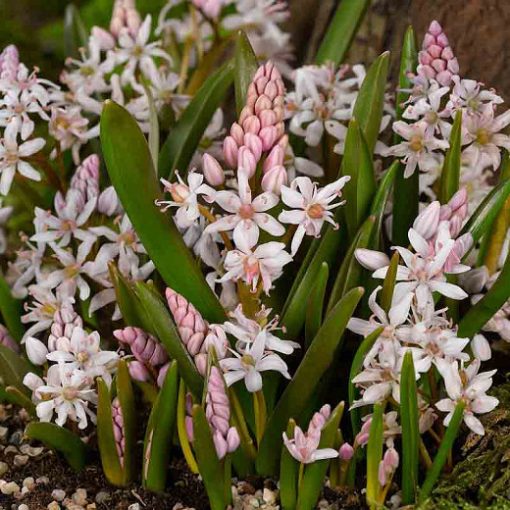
13 454 29 467
22 477 35 490
0 480 20 495
47 502 60 510
0 461 7 476
128 504 141 510
0 425 8 440
72 488 88 505
51 489 66 501
17 505 29 510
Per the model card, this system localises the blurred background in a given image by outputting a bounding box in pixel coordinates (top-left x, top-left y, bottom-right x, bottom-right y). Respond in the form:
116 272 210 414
1 0 509 98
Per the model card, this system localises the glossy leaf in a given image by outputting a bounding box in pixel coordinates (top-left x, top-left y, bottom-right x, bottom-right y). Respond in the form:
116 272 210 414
158 61 234 179
458 248 510 338
192 405 226 510
257 287 364 475
134 282 203 398
400 352 419 504
97 377 124 486
460 178 510 246
348 327 384 436
342 118 376 238
100 100 225 323
419 402 465 503
440 109 462 203
352 52 390 154
280 223 347 339
392 27 419 246
0 345 32 395
305 262 329 348
279 419 298 510
143 360 179 492
296 402 345 510
234 31 258 115
0 274 24 342
315 0 370 65
327 216 375 313
366 403 383 509
25 422 90 471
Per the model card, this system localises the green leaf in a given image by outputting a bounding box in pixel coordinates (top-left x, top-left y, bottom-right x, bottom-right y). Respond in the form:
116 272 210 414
0 345 32 395
315 0 370 65
351 52 390 154
100 100 225 323
281 224 347 339
234 31 258 115
4 386 35 415
327 216 375 313
296 402 345 510
25 422 90 471
392 27 419 246
141 78 160 173
305 262 329 348
192 405 226 510
342 118 376 238
458 248 510 338
97 377 124 486
380 252 399 313
256 287 364 475
460 178 510 246
400 352 419 505
0 274 24 342
64 4 88 59
440 109 463 204
366 403 384 509
370 161 399 249
419 402 465 503
279 419 298 510
134 282 203 398
143 360 179 492
158 61 234 179
348 327 384 437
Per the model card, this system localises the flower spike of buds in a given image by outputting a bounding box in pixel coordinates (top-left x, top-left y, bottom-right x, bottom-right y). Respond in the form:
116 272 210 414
70 154 100 204
110 0 141 38
223 61 287 182
417 20 459 87
111 397 125 466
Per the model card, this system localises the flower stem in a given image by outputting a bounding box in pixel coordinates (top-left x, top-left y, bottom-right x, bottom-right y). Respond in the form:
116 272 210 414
229 388 257 460
298 462 305 494
177 379 199 474
198 204 234 250
253 389 267 446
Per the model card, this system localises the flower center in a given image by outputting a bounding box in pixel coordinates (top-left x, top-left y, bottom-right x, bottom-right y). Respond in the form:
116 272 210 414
241 354 255 367
409 135 424 152
132 45 144 57
62 387 79 401
425 111 438 125
80 66 95 77
64 264 80 279
76 351 90 364
476 128 490 145
61 219 76 232
119 230 136 245
243 257 260 283
238 204 255 219
169 183 189 203
307 203 324 219
41 303 57 316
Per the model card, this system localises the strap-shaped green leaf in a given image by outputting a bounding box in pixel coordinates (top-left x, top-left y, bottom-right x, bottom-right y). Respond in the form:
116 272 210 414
158 61 234 179
279 419 298 510
100 100 225 323
25 422 90 471
234 31 258 115
380 252 399 313
315 0 370 65
304 262 329 348
458 248 510 338
192 405 226 510
352 52 390 154
256 287 364 475
392 27 419 246
143 360 179 492
460 178 510 247
419 402 465 503
327 216 375 313
0 274 24 342
296 402 345 510
366 403 383 509
134 282 203 398
348 327 384 437
64 4 88 59
5 386 35 415
440 109 463 203
0 345 32 395
342 118 376 238
400 352 419 505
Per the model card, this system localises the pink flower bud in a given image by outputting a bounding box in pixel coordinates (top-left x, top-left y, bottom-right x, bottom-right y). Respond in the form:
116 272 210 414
112 397 125 465
91 27 116 50
237 147 257 178
230 123 244 145
472 334 491 361
261 165 287 194
339 442 354 461
413 201 440 240
157 361 170 387
25 337 48 365
223 137 239 168
202 154 225 186
355 249 390 271
0 324 19 353
243 133 263 162
0 45 19 81
98 186 121 216
263 145 285 174
128 360 151 382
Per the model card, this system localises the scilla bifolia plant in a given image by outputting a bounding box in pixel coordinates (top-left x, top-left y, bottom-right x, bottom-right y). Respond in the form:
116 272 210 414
0 0 509 508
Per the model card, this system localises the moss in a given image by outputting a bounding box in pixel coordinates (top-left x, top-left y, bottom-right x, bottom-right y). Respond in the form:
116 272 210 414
421 382 510 509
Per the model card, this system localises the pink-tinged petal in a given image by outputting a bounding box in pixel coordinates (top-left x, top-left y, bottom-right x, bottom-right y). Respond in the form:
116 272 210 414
280 185 305 208
347 318 377 337
471 396 498 414
408 228 431 258
428 280 467 300
355 249 390 271
254 213 285 237
471 334 491 361
290 225 306 256
388 292 414 326
463 413 485 435
214 191 242 213
311 448 339 462
245 368 262 392
252 192 279 212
